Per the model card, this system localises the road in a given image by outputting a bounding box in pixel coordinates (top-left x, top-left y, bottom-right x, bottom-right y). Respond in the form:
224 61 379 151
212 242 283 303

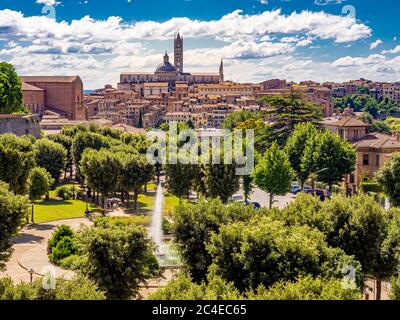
237 187 296 209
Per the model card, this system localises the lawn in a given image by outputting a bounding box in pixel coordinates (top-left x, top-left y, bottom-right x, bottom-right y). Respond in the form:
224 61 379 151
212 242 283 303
126 183 180 217
32 199 99 224
30 183 180 223
30 185 100 224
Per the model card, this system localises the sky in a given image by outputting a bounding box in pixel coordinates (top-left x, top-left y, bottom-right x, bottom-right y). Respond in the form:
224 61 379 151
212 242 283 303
0 0 399 89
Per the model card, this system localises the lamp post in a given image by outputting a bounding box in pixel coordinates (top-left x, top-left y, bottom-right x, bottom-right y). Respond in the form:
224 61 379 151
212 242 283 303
28 268 35 284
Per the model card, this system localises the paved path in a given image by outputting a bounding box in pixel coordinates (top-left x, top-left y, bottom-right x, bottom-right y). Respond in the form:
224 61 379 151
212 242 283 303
0 218 92 283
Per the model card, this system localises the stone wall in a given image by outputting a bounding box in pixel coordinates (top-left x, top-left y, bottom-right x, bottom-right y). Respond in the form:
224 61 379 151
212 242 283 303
0 114 41 138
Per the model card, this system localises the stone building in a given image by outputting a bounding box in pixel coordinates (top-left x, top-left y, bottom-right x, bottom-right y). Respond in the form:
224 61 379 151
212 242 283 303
21 82 45 114
324 116 400 193
21 76 86 120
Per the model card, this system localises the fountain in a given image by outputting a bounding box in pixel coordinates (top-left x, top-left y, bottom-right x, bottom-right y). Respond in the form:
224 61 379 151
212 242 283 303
150 183 182 267
150 183 164 256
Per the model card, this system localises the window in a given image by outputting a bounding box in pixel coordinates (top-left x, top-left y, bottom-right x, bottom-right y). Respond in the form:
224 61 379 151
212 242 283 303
376 155 380 167
339 129 344 139
354 130 358 140
363 154 369 166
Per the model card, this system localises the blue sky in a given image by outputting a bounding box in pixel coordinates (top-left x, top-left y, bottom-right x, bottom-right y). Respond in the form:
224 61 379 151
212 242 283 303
0 0 399 88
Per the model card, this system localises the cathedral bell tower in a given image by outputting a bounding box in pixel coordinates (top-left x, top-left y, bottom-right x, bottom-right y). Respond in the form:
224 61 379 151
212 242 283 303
174 32 184 74
219 58 224 83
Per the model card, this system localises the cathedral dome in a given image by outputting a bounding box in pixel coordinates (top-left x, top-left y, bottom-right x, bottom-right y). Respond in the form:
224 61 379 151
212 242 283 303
155 52 176 73
156 62 176 73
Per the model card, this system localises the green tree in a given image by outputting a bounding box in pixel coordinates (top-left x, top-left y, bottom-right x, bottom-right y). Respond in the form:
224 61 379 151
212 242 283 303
0 62 26 114
34 139 67 188
0 134 35 195
0 182 29 270
285 122 319 189
72 131 111 180
222 111 263 130
200 163 240 203
242 175 254 202
75 225 159 300
376 152 400 207
279 193 400 300
80 149 121 211
173 199 256 282
165 157 195 201
302 130 356 190
259 94 322 145
47 133 74 178
323 195 400 300
371 120 392 134
207 215 362 292
28 167 53 224
118 152 154 210
252 143 293 209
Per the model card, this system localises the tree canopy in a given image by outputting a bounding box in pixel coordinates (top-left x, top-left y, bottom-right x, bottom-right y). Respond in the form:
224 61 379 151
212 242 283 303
0 62 26 114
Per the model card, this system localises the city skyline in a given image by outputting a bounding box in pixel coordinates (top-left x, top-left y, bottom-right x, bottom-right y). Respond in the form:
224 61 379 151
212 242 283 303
0 0 399 88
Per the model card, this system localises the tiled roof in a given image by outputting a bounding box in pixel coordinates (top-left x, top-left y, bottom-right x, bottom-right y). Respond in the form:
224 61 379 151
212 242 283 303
328 116 369 127
21 76 79 83
21 82 44 91
353 133 400 150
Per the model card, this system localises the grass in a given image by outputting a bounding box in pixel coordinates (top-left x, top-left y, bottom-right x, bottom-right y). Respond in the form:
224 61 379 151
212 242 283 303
30 184 100 224
125 183 180 217
30 182 181 224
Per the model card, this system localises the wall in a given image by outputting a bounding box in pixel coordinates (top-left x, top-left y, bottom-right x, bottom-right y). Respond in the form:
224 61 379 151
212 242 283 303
0 114 41 138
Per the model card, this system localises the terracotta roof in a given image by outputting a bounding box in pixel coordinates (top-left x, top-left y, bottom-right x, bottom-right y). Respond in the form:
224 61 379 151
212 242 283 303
21 82 44 91
21 76 79 83
353 133 400 150
329 116 369 127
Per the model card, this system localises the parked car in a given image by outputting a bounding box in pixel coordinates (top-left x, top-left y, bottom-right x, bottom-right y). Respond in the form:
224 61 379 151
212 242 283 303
230 194 244 202
292 185 312 195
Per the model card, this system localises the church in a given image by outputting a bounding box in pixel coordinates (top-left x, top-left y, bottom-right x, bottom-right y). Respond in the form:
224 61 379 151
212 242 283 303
118 33 224 93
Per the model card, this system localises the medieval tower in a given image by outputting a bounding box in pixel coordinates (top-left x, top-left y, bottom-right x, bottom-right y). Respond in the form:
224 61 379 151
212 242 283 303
174 32 184 74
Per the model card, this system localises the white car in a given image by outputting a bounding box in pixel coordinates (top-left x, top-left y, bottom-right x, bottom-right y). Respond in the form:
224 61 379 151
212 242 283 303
230 194 244 202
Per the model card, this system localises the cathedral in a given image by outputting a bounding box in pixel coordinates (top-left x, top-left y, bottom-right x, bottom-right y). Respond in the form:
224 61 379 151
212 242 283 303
119 32 224 92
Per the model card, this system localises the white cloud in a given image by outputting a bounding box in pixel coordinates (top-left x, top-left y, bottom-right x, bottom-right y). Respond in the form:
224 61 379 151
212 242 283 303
0 8 382 88
35 0 61 6
382 45 400 54
370 39 383 49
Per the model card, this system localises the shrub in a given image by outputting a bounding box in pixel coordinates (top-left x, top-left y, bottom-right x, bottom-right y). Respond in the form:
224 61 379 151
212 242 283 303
360 182 382 194
390 275 400 300
55 185 74 200
162 218 173 235
75 225 159 299
59 254 87 271
0 276 105 300
48 225 74 253
49 237 77 265
248 276 362 300
93 215 152 228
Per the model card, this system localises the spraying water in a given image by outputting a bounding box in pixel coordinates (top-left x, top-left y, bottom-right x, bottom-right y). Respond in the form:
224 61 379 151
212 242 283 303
150 183 164 255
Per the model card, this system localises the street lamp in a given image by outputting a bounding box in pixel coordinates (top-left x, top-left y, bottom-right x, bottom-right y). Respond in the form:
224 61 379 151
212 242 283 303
28 268 35 284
